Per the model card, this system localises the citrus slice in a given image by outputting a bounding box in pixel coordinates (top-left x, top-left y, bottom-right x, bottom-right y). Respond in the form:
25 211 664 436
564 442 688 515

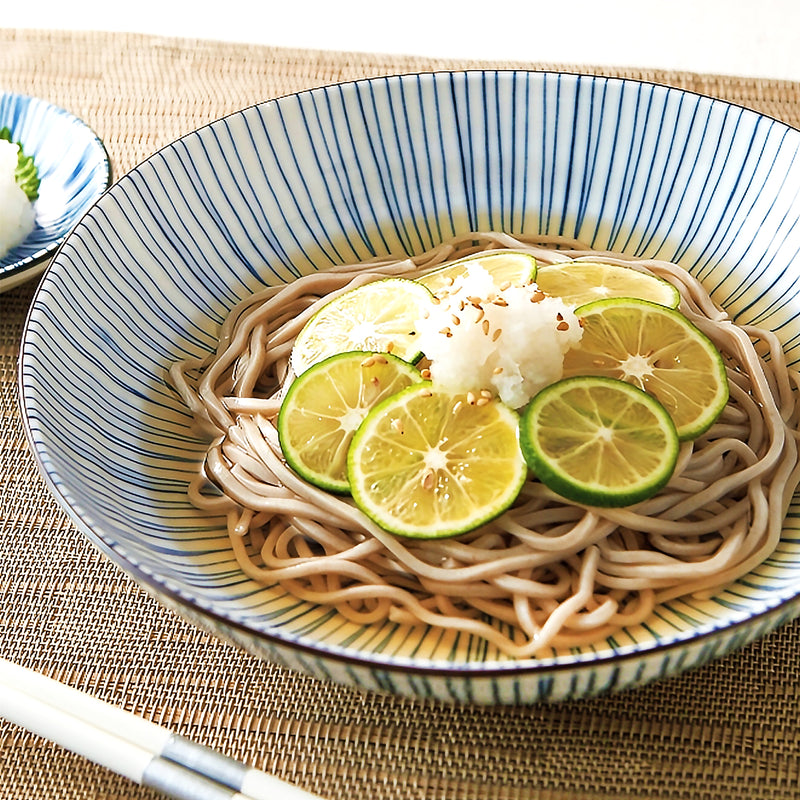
417 250 537 295
291 278 433 376
535 261 680 308
278 351 420 493
347 384 527 538
519 376 680 507
561 297 728 440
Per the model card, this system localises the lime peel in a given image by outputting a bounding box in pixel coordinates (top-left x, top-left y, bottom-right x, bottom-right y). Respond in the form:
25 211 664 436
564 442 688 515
563 297 729 440
290 277 433 376
277 350 420 493
535 260 680 308
347 383 527 538
520 375 680 507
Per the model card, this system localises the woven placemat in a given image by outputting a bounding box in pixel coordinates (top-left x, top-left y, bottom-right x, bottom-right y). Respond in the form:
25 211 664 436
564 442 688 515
2 28 800 800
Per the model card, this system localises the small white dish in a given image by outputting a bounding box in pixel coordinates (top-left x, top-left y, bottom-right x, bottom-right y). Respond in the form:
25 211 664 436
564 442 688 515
0 93 111 292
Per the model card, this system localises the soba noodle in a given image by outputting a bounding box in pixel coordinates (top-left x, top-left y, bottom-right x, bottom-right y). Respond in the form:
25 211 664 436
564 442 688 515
169 232 800 657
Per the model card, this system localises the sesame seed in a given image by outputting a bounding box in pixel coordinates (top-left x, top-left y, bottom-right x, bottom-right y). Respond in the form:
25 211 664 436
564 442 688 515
419 387 433 397
451 314 461 326
531 290 546 302
493 366 503 374
557 321 570 331
476 397 490 406
385 341 395 353
492 327 502 341
556 312 564 321
499 281 512 291
493 297 508 307
467 391 477 405
360 356 376 367
474 307 485 322
452 400 463 414
480 389 493 398
482 319 490 335
373 354 388 364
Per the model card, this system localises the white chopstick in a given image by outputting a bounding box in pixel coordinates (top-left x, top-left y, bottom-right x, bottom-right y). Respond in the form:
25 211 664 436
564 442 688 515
0 658 323 800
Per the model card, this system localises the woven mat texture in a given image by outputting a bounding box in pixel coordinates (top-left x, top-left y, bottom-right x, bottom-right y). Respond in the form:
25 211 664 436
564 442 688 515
2 28 800 800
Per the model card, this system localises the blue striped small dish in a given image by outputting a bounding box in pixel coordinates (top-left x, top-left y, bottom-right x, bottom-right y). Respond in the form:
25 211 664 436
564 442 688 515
19 71 800 703
0 93 111 291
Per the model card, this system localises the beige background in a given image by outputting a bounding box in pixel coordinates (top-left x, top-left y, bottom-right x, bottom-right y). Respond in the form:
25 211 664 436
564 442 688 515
6 0 800 81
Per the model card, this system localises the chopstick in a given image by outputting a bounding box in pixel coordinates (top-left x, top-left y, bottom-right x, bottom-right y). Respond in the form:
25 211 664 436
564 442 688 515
0 658 323 800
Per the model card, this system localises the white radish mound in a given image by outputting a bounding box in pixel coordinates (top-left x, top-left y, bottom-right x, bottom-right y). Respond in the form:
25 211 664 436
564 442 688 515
0 139 35 258
415 264 583 409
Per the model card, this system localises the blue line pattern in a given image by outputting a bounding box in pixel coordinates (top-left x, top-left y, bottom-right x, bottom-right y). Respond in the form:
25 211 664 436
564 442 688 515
18 71 800 703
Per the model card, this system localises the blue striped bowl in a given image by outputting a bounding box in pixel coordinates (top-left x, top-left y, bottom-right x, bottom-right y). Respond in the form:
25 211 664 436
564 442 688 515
0 93 111 291
19 71 800 703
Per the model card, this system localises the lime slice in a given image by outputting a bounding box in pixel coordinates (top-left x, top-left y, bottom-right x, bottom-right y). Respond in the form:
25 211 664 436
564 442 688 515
535 261 680 308
278 351 420 492
519 376 680 507
291 278 433 376
562 297 728 440
417 250 537 295
347 384 527 538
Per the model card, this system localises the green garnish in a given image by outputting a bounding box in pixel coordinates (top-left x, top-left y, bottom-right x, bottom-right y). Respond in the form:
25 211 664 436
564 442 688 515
0 127 40 201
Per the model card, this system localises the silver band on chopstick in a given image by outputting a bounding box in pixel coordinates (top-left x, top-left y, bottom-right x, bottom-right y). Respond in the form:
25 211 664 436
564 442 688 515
158 735 250 792
143 758 243 800
155 735 317 799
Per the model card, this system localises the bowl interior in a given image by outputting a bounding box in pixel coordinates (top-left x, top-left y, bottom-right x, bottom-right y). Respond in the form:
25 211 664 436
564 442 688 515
19 71 800 673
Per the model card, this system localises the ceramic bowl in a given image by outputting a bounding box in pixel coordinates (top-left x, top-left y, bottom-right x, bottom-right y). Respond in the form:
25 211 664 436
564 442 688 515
19 71 800 703
0 92 111 291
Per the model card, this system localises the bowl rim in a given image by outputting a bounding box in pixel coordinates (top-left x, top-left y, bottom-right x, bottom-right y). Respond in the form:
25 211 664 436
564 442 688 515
17 67 800 678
